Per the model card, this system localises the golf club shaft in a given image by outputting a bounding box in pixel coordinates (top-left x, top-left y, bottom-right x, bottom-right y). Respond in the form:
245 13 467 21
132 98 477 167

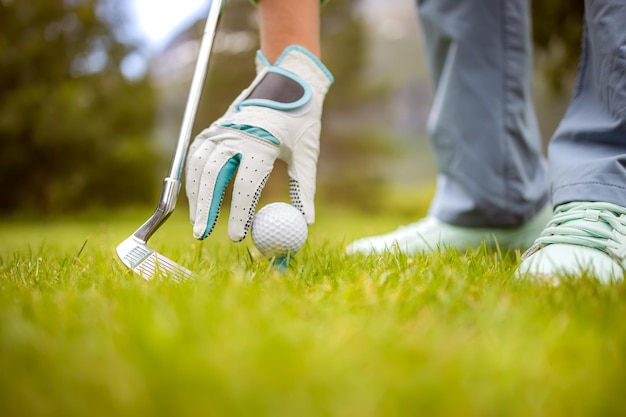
169 0 223 180
134 0 224 242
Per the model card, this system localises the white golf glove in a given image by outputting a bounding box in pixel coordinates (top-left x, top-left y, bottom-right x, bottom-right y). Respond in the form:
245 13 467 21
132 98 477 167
186 45 333 241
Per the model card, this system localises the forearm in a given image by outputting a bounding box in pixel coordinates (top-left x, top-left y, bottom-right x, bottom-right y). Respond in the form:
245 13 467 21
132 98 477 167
258 0 320 62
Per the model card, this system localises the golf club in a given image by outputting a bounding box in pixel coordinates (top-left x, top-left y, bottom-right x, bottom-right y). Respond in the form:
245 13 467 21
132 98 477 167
116 0 225 280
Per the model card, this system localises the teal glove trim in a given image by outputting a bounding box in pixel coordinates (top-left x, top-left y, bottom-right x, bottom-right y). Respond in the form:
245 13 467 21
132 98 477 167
202 154 242 239
256 50 271 67
236 67 312 112
275 45 334 85
222 123 281 145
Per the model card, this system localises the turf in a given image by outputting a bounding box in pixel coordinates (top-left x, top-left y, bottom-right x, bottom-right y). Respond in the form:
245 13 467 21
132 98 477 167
1 204 625 417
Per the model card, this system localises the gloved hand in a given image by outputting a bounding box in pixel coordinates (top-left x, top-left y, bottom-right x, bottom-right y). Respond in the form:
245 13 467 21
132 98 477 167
185 45 333 241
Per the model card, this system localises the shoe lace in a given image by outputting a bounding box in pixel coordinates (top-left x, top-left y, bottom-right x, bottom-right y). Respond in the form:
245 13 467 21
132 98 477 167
529 201 626 262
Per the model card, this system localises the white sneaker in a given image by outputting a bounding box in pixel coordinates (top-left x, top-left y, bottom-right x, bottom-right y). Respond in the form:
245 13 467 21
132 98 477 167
346 204 553 255
516 201 626 283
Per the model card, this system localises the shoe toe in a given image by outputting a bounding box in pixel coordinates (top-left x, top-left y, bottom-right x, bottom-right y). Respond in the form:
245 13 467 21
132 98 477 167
517 244 624 284
345 234 409 255
345 218 438 255
345 238 377 255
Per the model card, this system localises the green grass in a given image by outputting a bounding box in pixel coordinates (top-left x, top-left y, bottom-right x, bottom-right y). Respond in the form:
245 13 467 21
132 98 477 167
1 201 626 417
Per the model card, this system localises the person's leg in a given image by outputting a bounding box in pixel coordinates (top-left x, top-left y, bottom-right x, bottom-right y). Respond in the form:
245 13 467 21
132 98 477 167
347 0 550 255
419 0 548 227
518 0 626 282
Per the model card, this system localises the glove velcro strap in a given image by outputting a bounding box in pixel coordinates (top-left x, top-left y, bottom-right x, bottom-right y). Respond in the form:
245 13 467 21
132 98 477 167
236 67 311 112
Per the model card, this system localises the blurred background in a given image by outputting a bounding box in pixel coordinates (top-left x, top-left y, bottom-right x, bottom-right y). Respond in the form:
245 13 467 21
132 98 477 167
0 0 583 217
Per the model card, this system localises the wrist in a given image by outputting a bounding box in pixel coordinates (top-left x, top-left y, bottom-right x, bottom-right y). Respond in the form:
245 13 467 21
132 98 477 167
258 0 320 62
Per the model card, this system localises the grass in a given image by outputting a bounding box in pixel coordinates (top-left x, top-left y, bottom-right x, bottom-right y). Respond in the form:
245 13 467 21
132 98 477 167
1 199 626 417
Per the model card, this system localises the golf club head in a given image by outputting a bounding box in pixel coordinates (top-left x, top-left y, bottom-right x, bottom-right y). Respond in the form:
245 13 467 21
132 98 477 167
117 236 194 281
115 0 222 280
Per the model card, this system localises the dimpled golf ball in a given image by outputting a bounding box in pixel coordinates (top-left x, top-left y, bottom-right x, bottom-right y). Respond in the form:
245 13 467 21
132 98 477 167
251 202 308 258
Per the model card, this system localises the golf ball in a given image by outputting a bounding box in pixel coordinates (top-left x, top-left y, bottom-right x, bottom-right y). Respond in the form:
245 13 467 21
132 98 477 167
251 202 308 258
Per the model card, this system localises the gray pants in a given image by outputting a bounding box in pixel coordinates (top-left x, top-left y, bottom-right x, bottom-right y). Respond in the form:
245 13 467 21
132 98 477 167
417 0 626 227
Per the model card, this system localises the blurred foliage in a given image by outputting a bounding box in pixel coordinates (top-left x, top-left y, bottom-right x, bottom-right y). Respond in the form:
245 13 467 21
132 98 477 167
0 0 159 213
320 0 371 110
0 0 588 215
532 2 584 93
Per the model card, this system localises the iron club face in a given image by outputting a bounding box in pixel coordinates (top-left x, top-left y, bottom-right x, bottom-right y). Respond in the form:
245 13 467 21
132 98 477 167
117 236 194 281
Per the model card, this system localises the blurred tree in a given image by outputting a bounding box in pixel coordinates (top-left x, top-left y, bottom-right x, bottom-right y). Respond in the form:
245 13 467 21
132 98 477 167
320 0 371 111
532 2 584 93
0 0 158 213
